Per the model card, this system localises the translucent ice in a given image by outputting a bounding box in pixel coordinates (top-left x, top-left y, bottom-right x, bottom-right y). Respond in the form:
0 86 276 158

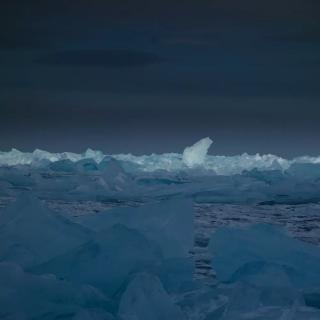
118 273 185 320
0 194 92 268
78 198 194 259
0 262 113 319
32 224 163 295
209 224 320 288
208 224 320 319
99 159 133 191
2 142 320 320
2 140 320 176
182 137 213 167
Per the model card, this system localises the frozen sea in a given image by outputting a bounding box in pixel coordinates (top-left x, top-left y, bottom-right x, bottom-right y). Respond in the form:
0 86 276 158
0 138 320 319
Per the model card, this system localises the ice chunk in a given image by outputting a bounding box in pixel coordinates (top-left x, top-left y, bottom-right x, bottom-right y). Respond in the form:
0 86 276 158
209 260 320 320
72 309 115 320
218 279 320 320
182 137 213 167
78 198 194 259
75 159 99 172
288 163 320 180
49 159 77 172
83 148 105 163
220 296 320 320
31 224 163 295
209 224 320 289
118 273 186 320
0 193 92 268
0 262 113 319
229 262 302 307
0 166 36 187
154 258 195 294
0 180 13 197
99 159 133 191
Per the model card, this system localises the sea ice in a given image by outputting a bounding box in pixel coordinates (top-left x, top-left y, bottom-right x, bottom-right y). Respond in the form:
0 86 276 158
208 224 320 319
31 224 163 295
118 273 186 320
209 224 320 289
49 159 77 172
182 137 213 167
78 198 194 259
0 262 113 319
0 193 92 268
2 139 320 177
1 141 320 319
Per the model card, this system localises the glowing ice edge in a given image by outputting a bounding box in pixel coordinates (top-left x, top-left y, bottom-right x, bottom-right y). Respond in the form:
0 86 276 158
1 137 320 175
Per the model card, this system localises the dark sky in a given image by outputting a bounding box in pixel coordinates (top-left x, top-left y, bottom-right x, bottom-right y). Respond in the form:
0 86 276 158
1 0 320 156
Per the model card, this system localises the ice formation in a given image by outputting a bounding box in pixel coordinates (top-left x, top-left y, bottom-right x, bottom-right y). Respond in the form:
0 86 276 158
0 194 92 267
31 224 163 295
182 137 213 167
0 192 319 319
1 139 320 319
1 137 320 175
118 273 185 320
78 198 194 259
0 262 114 320
209 224 320 288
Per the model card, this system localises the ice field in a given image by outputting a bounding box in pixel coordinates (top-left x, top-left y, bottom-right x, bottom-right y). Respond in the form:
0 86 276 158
0 138 320 319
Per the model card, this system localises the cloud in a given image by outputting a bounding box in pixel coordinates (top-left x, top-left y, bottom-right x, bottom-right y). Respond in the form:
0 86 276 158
35 49 164 68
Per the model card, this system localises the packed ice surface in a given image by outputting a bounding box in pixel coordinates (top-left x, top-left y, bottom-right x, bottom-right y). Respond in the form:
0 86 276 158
1 139 320 319
182 137 213 167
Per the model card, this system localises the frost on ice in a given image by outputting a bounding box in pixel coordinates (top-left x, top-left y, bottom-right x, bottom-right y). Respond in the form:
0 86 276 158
182 137 213 167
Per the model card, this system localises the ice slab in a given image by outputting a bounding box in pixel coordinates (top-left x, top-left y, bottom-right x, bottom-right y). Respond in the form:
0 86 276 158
31 224 163 295
118 273 185 320
209 224 320 289
0 262 114 319
0 193 92 268
78 198 194 259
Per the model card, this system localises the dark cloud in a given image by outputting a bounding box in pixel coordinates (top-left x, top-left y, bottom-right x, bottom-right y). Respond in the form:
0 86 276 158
1 0 320 49
1 0 320 154
35 49 164 68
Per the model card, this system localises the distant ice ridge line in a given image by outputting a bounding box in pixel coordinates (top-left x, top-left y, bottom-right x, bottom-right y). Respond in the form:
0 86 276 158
1 137 320 175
